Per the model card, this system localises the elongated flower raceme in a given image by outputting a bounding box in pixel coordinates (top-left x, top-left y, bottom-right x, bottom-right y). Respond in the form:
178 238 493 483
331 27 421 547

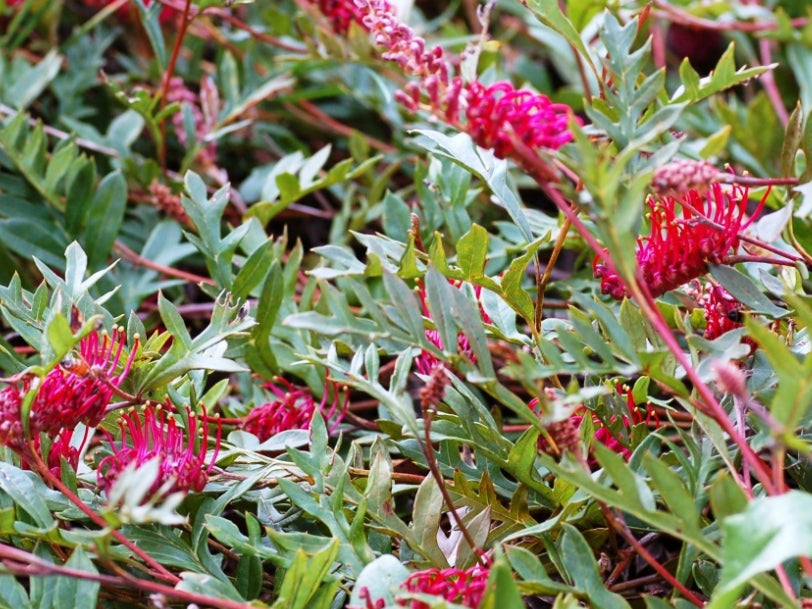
0 328 137 454
594 183 768 299
98 404 219 500
464 81 577 158
308 0 578 161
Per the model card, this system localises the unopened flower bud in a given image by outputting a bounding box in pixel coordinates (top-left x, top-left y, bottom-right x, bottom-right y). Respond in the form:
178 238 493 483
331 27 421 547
711 359 748 399
652 159 720 198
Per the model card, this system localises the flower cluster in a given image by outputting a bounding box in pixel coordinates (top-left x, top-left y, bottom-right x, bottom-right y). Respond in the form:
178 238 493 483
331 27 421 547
97 403 219 499
397 563 490 609
594 183 767 299
240 377 347 440
464 81 577 158
314 0 577 161
0 328 137 455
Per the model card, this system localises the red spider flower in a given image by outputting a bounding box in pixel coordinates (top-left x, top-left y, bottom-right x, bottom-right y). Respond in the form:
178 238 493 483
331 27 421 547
240 378 347 441
397 563 490 609
0 328 137 453
350 0 578 161
97 403 219 500
594 183 768 300
464 81 577 158
35 328 138 433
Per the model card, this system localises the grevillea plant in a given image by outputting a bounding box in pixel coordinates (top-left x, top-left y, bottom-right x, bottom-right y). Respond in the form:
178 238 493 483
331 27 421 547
4 0 812 608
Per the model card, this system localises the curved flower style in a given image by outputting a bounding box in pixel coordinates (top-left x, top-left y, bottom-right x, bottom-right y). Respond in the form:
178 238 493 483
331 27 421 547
0 328 137 453
97 404 219 500
594 183 767 300
397 563 489 609
46 428 86 475
240 378 347 441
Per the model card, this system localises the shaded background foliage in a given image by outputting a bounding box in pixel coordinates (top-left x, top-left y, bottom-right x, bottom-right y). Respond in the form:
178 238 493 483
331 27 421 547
1 0 812 608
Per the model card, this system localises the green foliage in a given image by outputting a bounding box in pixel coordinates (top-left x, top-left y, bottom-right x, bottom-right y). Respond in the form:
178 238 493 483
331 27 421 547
2 0 812 607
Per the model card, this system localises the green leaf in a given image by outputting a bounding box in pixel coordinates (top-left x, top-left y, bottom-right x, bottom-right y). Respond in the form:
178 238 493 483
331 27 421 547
708 472 748 520
411 476 447 566
122 525 209 571
410 130 535 242
5 50 62 110
232 238 275 300
643 453 700 534
235 553 263 600
713 491 812 603
709 265 787 318
0 573 31 609
745 317 812 429
348 555 409 608
559 524 632 609
499 237 544 326
0 463 55 529
44 312 74 364
52 547 99 609
139 293 253 391
382 192 412 241
248 260 283 375
524 0 597 79
382 270 425 343
131 0 167 69
177 572 245 603
457 224 489 280
272 540 340 609
479 552 525 609
424 266 458 367
781 102 804 178
671 43 771 104
83 171 127 269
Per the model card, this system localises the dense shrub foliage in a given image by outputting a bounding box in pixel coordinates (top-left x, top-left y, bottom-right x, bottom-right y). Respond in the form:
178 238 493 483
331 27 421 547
2 0 812 608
